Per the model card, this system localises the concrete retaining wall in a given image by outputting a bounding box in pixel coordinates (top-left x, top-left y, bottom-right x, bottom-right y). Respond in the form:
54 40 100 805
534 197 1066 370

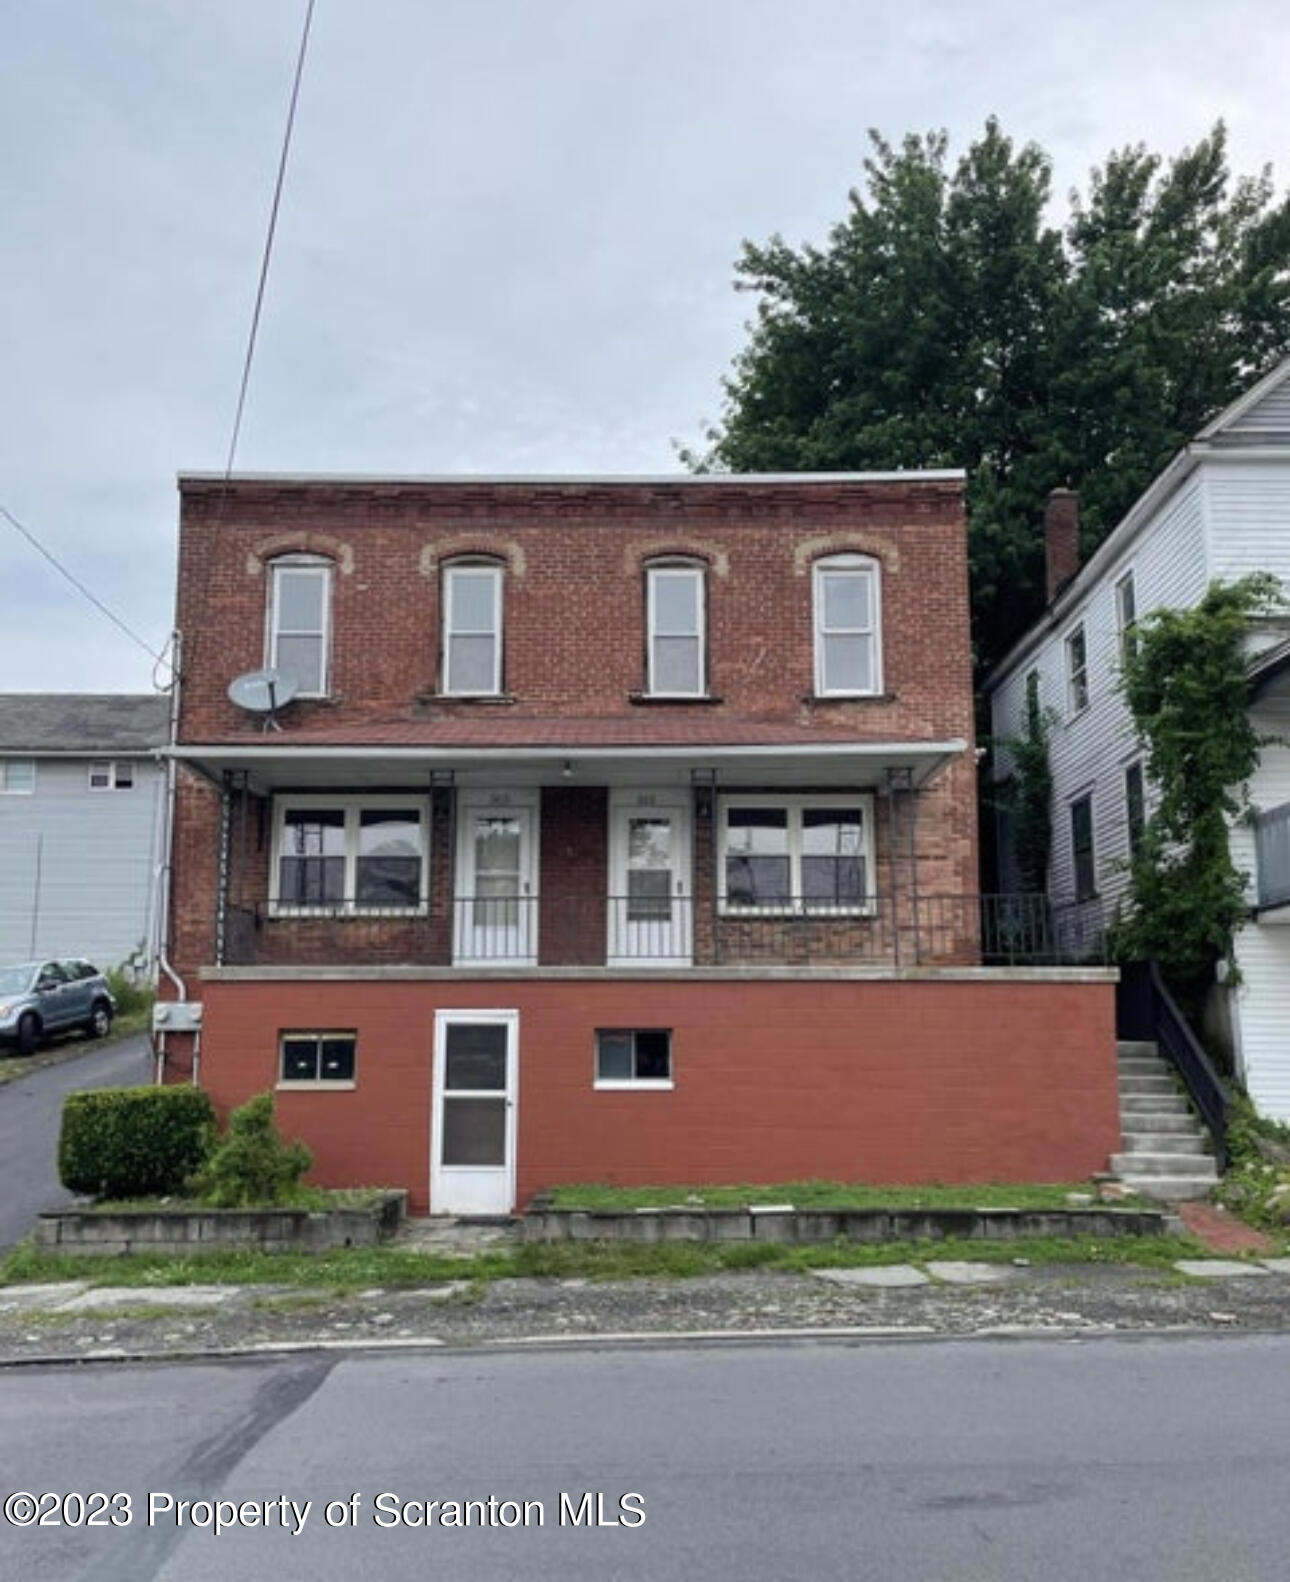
522 1205 1171 1244
34 1191 407 1256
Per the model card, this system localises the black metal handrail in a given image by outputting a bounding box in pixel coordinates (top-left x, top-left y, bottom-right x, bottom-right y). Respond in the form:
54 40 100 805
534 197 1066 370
1116 959 1229 1169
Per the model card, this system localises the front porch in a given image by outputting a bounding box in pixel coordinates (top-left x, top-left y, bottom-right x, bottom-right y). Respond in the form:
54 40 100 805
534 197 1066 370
174 731 1100 973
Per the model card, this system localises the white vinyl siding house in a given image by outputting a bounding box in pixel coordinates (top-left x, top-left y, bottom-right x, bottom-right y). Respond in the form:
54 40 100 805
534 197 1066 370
986 356 1290 1122
0 696 168 967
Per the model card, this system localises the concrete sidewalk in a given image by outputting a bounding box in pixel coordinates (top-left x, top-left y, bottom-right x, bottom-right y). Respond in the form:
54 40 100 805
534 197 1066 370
3 1253 1290 1367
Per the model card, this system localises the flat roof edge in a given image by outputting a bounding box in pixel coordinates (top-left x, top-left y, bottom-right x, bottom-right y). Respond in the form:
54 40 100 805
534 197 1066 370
177 469 967 488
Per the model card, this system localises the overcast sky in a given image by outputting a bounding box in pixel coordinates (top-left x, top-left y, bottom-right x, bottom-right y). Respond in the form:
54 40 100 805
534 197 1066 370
3 0 1288 696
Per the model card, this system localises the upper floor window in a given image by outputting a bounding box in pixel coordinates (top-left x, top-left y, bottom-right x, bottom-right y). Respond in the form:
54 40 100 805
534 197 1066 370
1065 623 1089 716
89 760 135 791
268 555 332 698
813 556 881 697
0 760 35 795
1115 570 1137 664
443 561 503 695
646 563 706 696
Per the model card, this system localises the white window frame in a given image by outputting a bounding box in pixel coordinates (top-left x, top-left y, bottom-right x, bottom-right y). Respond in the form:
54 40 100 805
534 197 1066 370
0 759 36 795
269 794 429 916
277 1030 357 1090
443 560 504 696
646 562 706 697
88 760 135 791
1069 790 1097 902
1115 568 1137 664
1064 622 1089 717
266 554 333 698
594 1028 674 1091
812 555 882 698
717 792 877 916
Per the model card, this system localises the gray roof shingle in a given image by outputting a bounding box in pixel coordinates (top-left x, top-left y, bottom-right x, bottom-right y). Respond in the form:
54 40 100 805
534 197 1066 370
0 694 169 754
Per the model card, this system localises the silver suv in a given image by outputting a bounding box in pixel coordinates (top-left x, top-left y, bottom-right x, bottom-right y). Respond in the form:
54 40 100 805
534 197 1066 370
0 960 116 1057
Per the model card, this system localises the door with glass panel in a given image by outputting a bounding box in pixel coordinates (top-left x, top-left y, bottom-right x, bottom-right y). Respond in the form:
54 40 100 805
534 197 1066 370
431 1010 517 1216
608 793 692 965
455 796 538 964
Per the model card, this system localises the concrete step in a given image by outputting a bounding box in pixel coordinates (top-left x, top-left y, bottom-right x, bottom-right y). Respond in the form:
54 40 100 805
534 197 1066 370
1117 1041 1159 1059
1119 1131 1210 1155
1115 1174 1219 1204
1120 1093 1192 1115
1118 1073 1181 1095
1118 1110 1207 1135
1110 1151 1219 1179
1117 1056 1169 1074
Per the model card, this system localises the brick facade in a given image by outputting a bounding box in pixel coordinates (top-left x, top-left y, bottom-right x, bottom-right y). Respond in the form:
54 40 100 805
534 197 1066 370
199 975 1120 1212
160 473 1119 1203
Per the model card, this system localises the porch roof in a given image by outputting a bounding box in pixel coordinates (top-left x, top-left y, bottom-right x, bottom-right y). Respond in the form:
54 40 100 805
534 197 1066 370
168 718 966 791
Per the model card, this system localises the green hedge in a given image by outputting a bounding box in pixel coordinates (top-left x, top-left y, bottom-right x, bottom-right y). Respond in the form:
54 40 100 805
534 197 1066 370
58 1086 217 1199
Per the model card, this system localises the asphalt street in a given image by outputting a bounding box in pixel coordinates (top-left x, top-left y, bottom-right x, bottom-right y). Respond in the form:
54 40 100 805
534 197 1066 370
2 1333 1289 1581
0 1033 151 1249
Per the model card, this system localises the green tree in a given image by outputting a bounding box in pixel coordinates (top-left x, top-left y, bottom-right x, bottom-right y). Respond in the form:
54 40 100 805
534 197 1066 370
694 121 1290 671
1112 573 1285 1008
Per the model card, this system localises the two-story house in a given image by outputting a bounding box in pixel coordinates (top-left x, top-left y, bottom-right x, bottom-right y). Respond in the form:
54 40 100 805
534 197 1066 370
987 356 1290 1124
0 694 168 967
162 472 1118 1213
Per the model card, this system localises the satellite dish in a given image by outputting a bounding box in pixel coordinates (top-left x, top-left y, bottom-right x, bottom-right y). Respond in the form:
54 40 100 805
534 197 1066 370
227 668 297 731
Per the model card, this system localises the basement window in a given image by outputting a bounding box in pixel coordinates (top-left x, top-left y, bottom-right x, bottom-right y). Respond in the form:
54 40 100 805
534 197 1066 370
595 1029 673 1089
278 1031 357 1087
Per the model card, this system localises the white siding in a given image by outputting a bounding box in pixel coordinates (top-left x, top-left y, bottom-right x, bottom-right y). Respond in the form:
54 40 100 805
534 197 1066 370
1204 462 1290 589
1230 692 1290 896
1227 376 1290 435
0 758 163 967
1232 925 1290 1122
989 475 1208 916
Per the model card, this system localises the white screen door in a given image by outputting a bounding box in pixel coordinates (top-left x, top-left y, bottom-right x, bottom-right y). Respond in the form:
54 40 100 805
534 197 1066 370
431 1010 517 1215
608 793 692 965
455 797 537 964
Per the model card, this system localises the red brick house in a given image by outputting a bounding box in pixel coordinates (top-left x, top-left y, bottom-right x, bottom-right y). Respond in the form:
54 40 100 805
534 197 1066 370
160 472 1118 1213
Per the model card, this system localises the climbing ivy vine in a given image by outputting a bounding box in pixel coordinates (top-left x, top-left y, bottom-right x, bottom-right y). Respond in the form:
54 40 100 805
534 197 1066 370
1113 572 1285 1007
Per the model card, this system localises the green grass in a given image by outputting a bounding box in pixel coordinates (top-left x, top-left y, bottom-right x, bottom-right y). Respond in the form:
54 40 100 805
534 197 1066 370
0 1231 1204 1294
546 1180 1130 1212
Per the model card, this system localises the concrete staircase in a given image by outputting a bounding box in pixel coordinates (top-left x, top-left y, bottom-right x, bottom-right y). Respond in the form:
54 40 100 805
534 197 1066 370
1112 1040 1219 1203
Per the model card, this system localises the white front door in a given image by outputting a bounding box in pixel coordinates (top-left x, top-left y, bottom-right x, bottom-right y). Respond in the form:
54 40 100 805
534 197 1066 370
455 793 538 964
608 791 693 965
431 1010 518 1216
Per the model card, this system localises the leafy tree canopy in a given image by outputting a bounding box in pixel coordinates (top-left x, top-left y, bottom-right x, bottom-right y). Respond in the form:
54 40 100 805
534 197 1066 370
690 120 1290 670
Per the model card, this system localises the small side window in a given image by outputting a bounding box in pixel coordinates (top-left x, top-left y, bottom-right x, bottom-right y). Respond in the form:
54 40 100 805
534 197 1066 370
1071 793 1096 901
279 1031 357 1085
1065 624 1089 716
595 1029 673 1088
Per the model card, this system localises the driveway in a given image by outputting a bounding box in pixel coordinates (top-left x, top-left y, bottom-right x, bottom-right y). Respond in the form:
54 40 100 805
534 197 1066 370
0 1032 152 1249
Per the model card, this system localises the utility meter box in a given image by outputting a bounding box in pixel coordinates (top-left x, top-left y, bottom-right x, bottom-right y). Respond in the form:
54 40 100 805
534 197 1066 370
152 1001 204 1034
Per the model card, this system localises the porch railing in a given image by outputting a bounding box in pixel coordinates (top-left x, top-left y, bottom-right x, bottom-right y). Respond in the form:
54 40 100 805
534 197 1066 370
1254 801 1290 911
223 893 1105 969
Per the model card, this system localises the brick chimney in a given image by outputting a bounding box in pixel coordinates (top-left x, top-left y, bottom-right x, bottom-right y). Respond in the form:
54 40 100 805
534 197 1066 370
1044 489 1080 603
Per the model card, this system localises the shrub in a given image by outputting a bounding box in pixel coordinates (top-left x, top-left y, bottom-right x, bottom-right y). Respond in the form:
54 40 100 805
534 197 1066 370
192 1092 313 1208
59 1086 217 1199
103 963 155 1020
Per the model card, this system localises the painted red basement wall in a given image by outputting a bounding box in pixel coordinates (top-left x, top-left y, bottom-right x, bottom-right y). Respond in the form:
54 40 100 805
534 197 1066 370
200 977 1119 1213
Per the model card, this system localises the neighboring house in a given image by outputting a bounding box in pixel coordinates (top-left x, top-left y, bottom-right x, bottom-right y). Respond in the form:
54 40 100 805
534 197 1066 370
0 694 169 968
162 472 1118 1213
986 356 1290 1122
